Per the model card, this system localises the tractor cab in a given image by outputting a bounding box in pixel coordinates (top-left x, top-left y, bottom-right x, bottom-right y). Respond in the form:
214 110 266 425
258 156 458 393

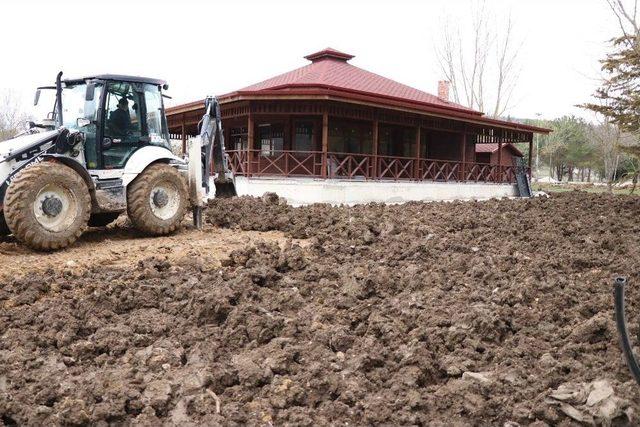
35 74 172 171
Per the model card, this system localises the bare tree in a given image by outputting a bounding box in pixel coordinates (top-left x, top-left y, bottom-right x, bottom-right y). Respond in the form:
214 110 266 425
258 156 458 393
606 0 638 38
0 90 30 141
435 0 522 117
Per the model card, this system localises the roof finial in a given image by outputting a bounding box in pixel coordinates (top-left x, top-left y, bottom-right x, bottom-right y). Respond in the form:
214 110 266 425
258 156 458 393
305 48 354 62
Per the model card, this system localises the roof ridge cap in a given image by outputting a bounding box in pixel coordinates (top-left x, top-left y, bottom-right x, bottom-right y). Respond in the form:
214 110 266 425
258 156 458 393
305 48 354 62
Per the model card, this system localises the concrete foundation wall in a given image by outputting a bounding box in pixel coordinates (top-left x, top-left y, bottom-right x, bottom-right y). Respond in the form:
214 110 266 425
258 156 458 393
233 177 518 205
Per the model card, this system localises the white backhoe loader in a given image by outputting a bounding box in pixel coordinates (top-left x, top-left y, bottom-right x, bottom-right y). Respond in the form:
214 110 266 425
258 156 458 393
0 72 234 250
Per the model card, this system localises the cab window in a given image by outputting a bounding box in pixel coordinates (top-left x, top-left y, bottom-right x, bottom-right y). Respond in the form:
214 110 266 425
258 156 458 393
143 85 169 147
102 82 144 168
104 82 142 139
100 82 170 169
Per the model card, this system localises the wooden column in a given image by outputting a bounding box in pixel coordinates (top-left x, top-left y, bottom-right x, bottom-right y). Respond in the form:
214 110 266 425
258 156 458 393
321 111 329 178
528 137 533 178
460 133 466 182
181 113 186 154
414 126 421 180
497 136 503 183
284 115 292 151
372 120 379 179
247 113 254 177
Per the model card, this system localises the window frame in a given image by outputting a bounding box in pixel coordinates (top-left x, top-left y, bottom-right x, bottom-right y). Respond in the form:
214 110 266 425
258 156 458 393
258 123 284 156
99 82 146 169
230 126 248 151
292 120 315 152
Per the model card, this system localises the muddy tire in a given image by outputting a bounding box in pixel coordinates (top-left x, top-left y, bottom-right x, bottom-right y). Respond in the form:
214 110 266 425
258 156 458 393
88 212 121 227
0 212 9 236
3 161 91 251
127 163 188 235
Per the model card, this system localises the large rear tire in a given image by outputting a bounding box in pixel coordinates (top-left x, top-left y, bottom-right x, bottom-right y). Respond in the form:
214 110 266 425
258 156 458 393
3 162 91 251
127 163 188 235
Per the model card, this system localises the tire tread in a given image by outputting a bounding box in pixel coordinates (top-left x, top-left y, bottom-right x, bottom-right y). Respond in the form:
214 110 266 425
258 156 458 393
4 162 91 251
126 164 188 235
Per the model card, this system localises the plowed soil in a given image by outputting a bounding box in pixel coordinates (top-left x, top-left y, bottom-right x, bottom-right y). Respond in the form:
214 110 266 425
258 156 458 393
2 191 640 426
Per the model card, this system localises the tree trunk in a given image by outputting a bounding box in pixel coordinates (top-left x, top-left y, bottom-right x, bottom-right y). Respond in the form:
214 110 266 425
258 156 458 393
630 174 638 195
568 165 574 182
587 168 591 182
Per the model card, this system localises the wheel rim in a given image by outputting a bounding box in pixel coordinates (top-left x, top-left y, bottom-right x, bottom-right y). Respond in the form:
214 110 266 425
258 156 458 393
149 181 180 220
33 183 78 232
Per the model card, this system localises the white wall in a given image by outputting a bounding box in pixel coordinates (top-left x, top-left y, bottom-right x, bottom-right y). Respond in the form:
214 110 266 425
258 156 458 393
232 177 518 205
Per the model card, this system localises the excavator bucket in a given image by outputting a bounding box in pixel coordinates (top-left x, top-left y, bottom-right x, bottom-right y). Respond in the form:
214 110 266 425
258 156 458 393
214 181 237 198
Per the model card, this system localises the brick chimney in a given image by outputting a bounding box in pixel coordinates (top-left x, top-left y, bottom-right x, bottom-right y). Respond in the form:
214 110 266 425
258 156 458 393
438 80 450 101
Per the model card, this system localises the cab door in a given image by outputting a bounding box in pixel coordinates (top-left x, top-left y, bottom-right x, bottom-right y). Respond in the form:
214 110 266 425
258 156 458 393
98 81 172 171
100 81 146 170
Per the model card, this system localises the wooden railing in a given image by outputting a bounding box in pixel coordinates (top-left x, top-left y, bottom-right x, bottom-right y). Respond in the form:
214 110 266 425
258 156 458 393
327 152 373 178
378 155 417 180
226 150 523 184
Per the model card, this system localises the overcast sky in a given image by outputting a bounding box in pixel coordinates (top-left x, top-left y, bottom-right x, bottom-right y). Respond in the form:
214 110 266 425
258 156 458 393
0 0 623 121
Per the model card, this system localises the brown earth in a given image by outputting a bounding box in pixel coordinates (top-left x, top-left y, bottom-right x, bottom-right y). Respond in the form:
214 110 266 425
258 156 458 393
1 191 640 426
0 220 294 282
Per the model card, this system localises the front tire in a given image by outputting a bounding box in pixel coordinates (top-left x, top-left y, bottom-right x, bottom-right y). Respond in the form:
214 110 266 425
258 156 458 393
3 162 91 250
127 163 188 235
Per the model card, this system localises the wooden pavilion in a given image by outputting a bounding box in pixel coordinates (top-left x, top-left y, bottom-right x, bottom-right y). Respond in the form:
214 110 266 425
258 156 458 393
166 48 549 201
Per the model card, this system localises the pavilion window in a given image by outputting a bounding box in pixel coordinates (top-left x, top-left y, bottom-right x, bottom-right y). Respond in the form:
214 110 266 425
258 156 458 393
379 124 415 157
230 127 248 151
258 123 284 155
293 121 314 151
328 119 373 154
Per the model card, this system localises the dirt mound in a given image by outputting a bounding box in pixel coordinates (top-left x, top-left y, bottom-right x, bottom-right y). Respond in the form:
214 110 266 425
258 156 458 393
2 191 640 425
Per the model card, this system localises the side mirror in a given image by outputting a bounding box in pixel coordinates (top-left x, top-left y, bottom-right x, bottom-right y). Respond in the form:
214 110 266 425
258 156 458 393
77 118 91 128
85 83 95 101
34 89 41 106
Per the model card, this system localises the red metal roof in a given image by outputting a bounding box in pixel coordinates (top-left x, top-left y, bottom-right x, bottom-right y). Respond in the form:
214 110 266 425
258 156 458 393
169 48 551 135
222 48 480 116
475 143 524 157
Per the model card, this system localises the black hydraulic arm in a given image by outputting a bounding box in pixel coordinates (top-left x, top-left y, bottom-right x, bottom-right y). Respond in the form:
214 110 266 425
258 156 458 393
614 276 640 385
191 97 237 228
197 97 216 195
210 98 230 182
197 97 235 194
197 96 236 198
